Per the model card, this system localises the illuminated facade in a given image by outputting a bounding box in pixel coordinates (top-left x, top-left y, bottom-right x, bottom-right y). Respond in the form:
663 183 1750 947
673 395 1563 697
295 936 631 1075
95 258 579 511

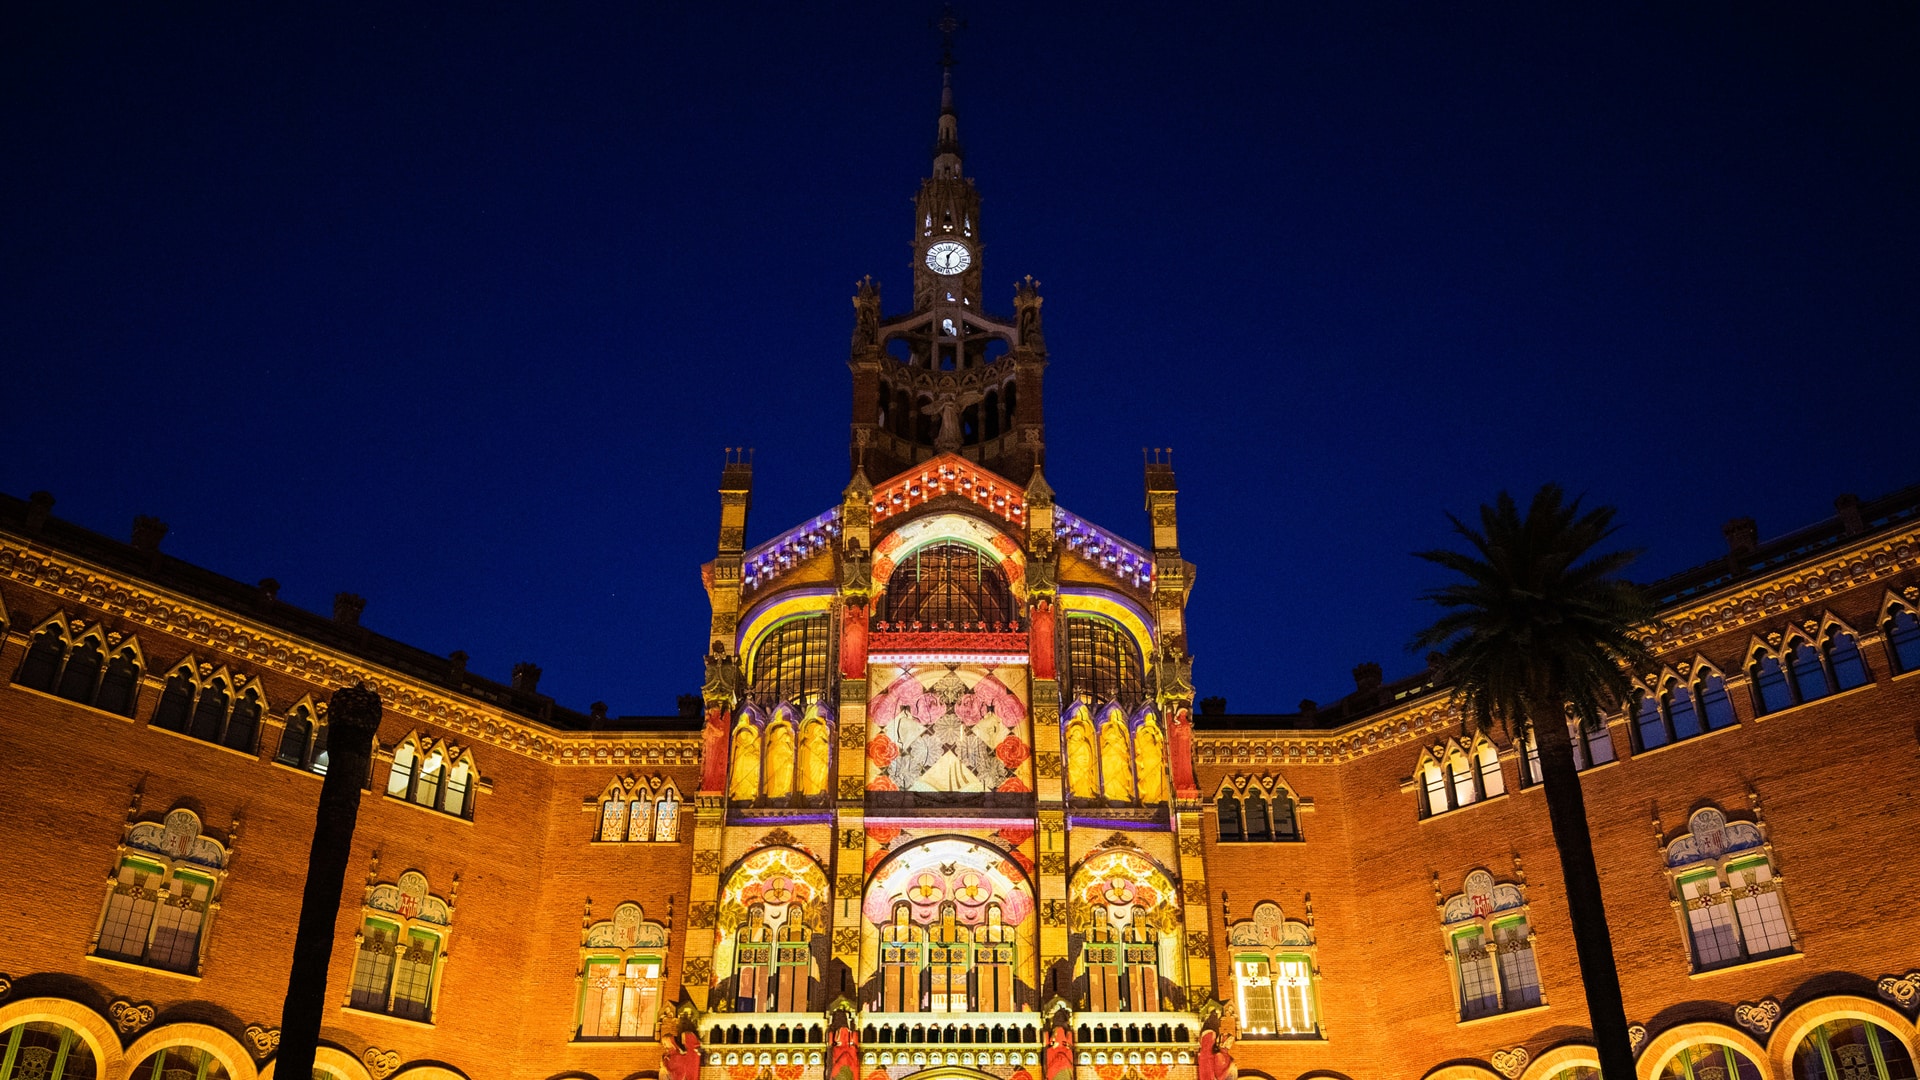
3 60 1920 1080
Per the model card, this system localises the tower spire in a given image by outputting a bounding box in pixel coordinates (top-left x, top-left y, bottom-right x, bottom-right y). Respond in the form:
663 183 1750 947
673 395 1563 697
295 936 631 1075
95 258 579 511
933 6 964 180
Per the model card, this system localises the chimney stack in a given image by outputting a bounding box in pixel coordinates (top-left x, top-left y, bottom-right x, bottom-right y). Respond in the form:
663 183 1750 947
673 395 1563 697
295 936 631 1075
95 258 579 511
1722 517 1759 557
131 515 169 553
1352 662 1384 695
25 492 54 534
1835 494 1864 536
512 662 543 694
332 593 366 627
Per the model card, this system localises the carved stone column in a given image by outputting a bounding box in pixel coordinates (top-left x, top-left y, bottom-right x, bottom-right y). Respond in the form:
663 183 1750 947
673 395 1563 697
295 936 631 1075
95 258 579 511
683 797 726 1010
277 683 382 1080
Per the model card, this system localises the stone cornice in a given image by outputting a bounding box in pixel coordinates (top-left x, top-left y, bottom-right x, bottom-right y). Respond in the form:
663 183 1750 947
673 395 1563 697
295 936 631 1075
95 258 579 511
1192 521 1920 765
1642 525 1919 654
0 537 699 768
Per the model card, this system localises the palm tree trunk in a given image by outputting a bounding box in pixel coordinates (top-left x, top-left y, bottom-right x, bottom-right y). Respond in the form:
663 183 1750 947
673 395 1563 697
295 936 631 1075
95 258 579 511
278 685 384 1080
1532 715 1635 1080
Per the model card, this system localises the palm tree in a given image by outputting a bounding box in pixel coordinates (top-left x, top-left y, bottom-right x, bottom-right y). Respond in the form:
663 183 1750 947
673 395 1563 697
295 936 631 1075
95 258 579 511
1412 485 1657 1080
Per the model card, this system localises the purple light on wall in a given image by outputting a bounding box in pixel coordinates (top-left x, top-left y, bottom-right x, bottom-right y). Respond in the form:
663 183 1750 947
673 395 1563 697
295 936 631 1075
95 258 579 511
1053 507 1154 588
742 509 841 591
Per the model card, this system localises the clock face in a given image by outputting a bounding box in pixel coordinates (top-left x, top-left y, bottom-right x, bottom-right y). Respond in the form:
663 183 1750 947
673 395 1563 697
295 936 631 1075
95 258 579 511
925 241 972 276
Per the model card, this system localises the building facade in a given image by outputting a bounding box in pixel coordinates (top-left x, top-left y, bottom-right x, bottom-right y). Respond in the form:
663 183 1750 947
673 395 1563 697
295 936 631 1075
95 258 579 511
3 64 1920 1080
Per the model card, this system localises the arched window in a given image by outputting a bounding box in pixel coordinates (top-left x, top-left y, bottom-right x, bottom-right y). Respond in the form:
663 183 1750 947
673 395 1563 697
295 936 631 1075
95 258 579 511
1884 604 1920 674
352 871 452 1022
1216 791 1243 840
1271 789 1301 841
0 1021 98 1080
1420 755 1448 817
881 541 1014 625
186 677 229 743
1824 625 1871 690
654 785 680 841
1244 789 1271 841
1067 614 1147 709
276 701 326 772
152 668 196 732
1786 638 1831 703
1659 1043 1765 1080
1665 680 1700 740
749 615 830 707
128 1047 227 1080
385 735 477 820
730 719 762 803
1439 870 1541 1022
1134 716 1168 804
1665 806 1797 973
1085 903 1161 1012
55 635 104 703
1065 711 1098 801
1751 651 1794 715
1448 749 1477 808
1522 717 1616 785
1634 690 1667 749
1475 739 1505 798
1098 709 1134 803
763 716 797 801
15 624 68 692
1227 901 1319 1037
798 714 831 800
1793 1019 1918 1080
1698 670 1736 730
95 807 230 976
577 902 667 1040
224 686 262 752
387 741 416 797
95 647 142 716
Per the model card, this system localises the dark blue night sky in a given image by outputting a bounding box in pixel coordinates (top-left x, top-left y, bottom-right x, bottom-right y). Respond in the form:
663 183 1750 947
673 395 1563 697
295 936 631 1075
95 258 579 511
4 4 1915 716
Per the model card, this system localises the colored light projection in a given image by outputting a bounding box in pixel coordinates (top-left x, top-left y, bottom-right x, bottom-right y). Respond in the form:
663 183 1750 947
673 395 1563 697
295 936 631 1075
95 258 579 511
730 702 834 805
1070 849 1184 1011
1063 703 1170 807
860 838 1037 1013
867 664 1031 793
713 847 831 1014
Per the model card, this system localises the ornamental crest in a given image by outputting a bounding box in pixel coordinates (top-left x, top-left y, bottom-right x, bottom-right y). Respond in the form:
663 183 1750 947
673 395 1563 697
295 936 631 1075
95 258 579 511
1666 806 1765 868
1227 901 1314 948
1442 870 1525 925
584 902 667 948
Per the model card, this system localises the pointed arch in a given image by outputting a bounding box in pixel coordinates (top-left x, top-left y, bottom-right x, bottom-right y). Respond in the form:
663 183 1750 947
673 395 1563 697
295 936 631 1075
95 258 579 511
1064 703 1098 801
95 635 145 717
1881 591 1920 675
151 658 200 732
763 706 798 801
15 612 72 693
797 703 832 800
1817 612 1873 691
1781 630 1831 704
730 710 764 803
1097 705 1134 803
55 625 107 704
186 670 232 743
1133 709 1167 805
388 734 420 797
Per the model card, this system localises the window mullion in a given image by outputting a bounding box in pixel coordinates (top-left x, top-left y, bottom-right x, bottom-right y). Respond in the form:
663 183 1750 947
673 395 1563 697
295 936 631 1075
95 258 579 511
1 1026 24 1080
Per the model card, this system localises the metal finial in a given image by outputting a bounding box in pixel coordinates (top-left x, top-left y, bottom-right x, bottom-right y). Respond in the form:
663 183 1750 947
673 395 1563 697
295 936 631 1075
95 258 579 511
935 4 965 66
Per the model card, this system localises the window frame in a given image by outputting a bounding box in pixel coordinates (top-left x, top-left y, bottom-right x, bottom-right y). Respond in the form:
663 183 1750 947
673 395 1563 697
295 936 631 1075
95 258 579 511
349 871 454 1024
1663 805 1799 974
1438 870 1544 1023
384 733 478 821
89 807 231 978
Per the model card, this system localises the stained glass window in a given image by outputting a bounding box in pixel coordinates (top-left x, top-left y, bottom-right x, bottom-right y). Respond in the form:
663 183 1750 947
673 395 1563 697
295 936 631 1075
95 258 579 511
881 542 1015 626
1888 607 1920 674
0 1022 97 1080
1066 615 1146 709
749 615 830 707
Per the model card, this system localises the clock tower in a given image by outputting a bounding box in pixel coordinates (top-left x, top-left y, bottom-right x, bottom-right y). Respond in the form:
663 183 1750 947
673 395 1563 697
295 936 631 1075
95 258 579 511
848 41 1048 485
